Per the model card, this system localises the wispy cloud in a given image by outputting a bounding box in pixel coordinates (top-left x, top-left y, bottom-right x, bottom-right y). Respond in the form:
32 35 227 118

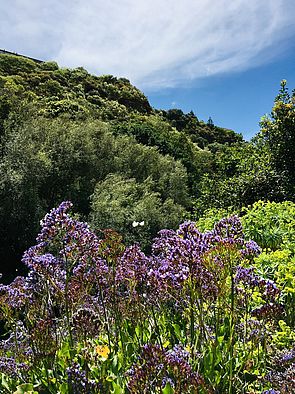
1 0 295 89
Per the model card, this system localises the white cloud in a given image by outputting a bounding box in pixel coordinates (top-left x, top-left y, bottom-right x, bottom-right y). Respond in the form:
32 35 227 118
1 0 295 89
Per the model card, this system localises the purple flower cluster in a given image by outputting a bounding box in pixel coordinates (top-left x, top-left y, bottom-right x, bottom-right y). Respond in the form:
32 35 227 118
213 215 244 240
242 240 261 257
72 306 101 338
127 343 204 393
0 321 33 358
280 348 295 364
235 266 260 288
148 217 260 302
67 362 99 394
0 276 30 309
0 356 30 379
150 223 216 300
235 266 280 299
235 265 282 319
0 202 114 384
37 200 73 244
0 202 283 392
115 244 152 299
17 202 111 314
264 363 295 394
251 302 283 320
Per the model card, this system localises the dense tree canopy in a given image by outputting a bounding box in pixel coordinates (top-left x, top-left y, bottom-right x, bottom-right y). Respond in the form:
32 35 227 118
258 80 295 198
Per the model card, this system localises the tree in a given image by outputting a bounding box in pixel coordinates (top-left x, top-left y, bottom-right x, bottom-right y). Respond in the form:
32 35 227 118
207 116 214 128
194 142 286 216
90 174 188 250
259 80 295 198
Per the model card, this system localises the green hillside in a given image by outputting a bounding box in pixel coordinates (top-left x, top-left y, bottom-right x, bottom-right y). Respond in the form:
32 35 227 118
0 53 294 282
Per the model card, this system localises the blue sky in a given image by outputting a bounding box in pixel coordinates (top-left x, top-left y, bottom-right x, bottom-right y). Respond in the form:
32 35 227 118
147 51 295 140
1 0 295 140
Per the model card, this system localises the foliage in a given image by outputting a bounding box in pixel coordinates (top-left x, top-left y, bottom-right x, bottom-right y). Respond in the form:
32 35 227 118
90 174 187 250
0 202 290 393
241 200 295 251
194 81 295 214
243 200 295 327
0 54 37 76
162 109 242 148
194 140 286 215
0 113 191 281
112 115 211 187
197 200 295 329
258 80 295 198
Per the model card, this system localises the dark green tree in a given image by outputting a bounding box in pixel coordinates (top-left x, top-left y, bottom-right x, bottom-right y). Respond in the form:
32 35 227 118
207 116 214 128
259 80 295 198
90 174 187 250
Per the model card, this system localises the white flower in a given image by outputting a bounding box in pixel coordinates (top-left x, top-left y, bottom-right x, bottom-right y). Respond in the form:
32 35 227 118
132 220 145 227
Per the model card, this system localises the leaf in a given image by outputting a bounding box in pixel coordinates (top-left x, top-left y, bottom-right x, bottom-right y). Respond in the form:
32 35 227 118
13 383 38 394
172 323 181 338
1 373 10 391
59 382 68 394
162 382 175 394
111 382 124 394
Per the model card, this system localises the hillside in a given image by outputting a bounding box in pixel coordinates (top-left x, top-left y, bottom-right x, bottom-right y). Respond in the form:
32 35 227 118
1 53 294 283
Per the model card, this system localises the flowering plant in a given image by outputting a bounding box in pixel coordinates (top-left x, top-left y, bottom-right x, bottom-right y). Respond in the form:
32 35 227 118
0 202 288 393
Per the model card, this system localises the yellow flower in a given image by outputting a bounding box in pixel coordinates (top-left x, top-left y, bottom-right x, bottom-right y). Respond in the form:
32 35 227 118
96 345 110 358
163 340 170 348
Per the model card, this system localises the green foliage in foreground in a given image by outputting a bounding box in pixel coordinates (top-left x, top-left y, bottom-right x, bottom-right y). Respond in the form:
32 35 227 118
0 201 294 393
197 200 295 330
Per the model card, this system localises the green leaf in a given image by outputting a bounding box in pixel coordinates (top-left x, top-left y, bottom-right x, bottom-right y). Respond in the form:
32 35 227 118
1 373 10 392
162 382 175 394
59 382 68 394
13 383 38 394
111 382 124 394
172 323 181 338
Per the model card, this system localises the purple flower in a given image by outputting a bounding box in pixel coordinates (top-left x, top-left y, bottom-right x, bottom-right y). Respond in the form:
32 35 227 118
0 276 29 308
235 266 260 287
0 356 30 379
251 303 283 319
127 344 204 393
67 362 99 393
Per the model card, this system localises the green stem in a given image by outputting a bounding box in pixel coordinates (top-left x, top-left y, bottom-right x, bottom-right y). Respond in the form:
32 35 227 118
229 265 235 394
190 294 195 356
64 250 73 350
151 305 163 351
99 286 111 350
